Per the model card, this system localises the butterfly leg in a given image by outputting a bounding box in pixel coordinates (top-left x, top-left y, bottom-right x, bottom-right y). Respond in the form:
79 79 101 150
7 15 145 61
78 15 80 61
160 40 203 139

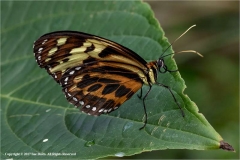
164 65 179 73
156 82 185 117
139 84 152 130
137 88 143 99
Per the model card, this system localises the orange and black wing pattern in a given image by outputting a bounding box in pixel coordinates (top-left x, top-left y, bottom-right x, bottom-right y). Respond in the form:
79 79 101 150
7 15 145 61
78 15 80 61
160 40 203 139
33 31 149 115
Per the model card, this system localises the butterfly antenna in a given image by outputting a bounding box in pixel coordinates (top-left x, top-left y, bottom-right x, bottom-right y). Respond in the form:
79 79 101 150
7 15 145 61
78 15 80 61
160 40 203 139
159 24 197 59
175 50 203 57
161 50 203 59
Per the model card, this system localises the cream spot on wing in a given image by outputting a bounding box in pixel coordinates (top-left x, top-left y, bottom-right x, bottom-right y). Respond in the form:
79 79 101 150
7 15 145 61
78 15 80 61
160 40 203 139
70 47 86 53
69 71 75 75
83 42 92 47
57 38 67 46
85 39 108 58
45 58 51 62
80 101 84 105
42 39 48 44
48 47 58 56
75 67 81 70
38 48 43 52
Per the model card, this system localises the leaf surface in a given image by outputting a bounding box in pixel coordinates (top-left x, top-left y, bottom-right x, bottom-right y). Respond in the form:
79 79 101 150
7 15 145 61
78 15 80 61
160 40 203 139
1 1 233 159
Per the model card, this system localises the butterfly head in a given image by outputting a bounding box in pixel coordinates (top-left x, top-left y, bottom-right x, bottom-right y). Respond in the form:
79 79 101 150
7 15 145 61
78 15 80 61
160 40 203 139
157 58 168 73
156 52 179 74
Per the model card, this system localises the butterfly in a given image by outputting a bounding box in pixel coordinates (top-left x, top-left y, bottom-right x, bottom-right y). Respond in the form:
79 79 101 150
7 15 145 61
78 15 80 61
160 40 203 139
33 31 186 130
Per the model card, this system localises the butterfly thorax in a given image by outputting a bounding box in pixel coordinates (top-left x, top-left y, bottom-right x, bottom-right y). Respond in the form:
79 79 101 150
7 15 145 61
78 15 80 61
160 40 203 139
144 61 158 85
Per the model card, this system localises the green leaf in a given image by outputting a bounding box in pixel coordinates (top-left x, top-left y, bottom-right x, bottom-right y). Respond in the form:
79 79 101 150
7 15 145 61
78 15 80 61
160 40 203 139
1 1 234 159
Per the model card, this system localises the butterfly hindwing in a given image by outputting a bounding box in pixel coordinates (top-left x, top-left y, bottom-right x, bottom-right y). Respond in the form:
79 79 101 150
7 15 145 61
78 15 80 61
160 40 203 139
60 62 143 115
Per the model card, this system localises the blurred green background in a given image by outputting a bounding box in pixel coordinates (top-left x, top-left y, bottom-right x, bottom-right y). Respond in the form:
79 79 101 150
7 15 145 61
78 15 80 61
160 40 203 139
124 1 238 159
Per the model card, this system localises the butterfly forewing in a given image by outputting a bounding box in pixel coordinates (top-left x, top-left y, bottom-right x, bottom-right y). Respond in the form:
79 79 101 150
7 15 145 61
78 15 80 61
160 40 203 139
33 31 149 115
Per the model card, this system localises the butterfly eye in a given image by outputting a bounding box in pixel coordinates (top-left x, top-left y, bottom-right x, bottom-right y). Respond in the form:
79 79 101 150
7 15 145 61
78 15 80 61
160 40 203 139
157 59 164 69
157 59 168 73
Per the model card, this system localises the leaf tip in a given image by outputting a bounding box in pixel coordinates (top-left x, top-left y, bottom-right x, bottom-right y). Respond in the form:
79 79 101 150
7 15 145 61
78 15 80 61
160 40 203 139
220 140 235 152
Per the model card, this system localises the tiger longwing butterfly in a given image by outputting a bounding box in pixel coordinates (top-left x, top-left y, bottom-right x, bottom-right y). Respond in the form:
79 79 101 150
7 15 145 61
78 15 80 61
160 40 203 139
33 27 197 130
